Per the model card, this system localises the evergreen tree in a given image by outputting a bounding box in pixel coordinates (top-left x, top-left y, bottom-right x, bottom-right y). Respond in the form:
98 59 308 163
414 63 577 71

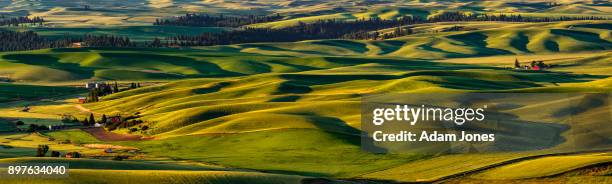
514 58 521 68
101 114 107 124
89 113 95 126
113 82 119 93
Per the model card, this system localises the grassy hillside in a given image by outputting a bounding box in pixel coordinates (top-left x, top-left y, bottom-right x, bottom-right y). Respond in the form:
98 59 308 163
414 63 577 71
54 48 606 178
0 3 610 183
0 21 607 179
472 153 612 180
0 83 83 103
0 169 306 184
0 21 608 83
0 157 223 171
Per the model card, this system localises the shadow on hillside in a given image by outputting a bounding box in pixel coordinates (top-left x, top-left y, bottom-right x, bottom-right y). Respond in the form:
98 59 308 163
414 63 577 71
310 40 369 54
96 52 243 77
371 40 406 55
510 32 530 53
274 58 606 92
3 54 94 80
447 32 513 56
551 29 612 49
237 44 330 56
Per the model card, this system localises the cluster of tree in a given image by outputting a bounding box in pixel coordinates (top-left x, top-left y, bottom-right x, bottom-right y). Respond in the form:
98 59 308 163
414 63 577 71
79 35 135 48
0 30 136 52
86 82 140 103
514 58 553 70
27 124 50 132
0 16 44 26
0 31 71 51
86 82 117 103
160 16 423 46
154 13 283 27
36 144 80 158
428 11 608 23
342 26 413 40
79 112 146 132
105 114 144 131
80 113 97 126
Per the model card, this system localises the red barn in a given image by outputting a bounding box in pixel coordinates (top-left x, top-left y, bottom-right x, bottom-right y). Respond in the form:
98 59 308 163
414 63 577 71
78 97 86 104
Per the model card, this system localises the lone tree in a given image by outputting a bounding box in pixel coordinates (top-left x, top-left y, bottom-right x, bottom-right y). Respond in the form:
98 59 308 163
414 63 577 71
89 113 95 126
113 82 119 93
514 58 520 69
36 145 49 157
82 118 89 126
101 114 107 124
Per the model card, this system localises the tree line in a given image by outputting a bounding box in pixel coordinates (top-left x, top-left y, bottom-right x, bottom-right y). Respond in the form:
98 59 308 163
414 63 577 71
156 12 609 46
2 12 608 51
0 30 135 51
158 16 422 46
0 31 68 51
153 13 283 27
428 11 608 23
0 16 44 26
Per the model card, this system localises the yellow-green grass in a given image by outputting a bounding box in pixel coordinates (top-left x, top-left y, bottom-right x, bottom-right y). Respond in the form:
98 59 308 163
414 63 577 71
43 129 101 144
361 153 532 182
60 49 609 178
0 97 85 131
2 45 607 178
0 133 96 156
0 169 305 184
472 153 612 180
0 21 608 83
2 0 609 28
0 15 609 183
249 7 430 29
248 5 611 29
0 157 224 171
114 129 422 177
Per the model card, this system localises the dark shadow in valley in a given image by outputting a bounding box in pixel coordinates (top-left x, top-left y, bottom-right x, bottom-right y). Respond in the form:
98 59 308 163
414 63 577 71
3 54 94 79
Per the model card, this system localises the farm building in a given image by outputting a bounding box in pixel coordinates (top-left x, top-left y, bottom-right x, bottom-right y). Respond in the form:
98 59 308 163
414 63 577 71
78 97 87 103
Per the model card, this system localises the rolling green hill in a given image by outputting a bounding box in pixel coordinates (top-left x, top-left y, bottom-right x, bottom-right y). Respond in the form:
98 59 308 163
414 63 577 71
62 49 609 178
0 21 609 83
0 2 610 183
0 169 306 184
